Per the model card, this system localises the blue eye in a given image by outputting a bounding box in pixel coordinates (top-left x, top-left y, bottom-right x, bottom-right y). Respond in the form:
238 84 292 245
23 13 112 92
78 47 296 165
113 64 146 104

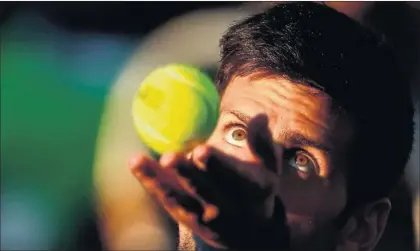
288 151 316 173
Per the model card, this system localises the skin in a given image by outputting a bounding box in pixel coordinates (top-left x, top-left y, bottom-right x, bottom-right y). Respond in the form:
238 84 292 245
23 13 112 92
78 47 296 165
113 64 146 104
94 1 419 250
130 75 391 251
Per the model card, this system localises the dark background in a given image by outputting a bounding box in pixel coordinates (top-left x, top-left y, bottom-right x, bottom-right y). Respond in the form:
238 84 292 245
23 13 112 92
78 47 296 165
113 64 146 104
0 2 417 251
0 2 237 34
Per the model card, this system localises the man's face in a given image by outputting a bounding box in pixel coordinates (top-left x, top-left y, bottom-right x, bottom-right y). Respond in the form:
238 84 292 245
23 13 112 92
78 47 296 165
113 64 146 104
206 75 354 250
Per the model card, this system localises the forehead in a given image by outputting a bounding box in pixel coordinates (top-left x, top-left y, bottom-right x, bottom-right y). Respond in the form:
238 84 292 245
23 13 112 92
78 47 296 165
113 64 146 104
220 76 352 150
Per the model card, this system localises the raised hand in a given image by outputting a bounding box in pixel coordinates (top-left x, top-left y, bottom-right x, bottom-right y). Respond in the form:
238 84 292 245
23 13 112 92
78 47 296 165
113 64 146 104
130 115 290 250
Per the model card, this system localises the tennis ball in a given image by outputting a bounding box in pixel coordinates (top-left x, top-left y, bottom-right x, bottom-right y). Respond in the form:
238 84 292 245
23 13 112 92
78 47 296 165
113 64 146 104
132 64 220 155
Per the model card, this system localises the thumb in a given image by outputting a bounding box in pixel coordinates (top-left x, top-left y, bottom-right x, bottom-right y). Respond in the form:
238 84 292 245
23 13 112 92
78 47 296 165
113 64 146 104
247 114 277 173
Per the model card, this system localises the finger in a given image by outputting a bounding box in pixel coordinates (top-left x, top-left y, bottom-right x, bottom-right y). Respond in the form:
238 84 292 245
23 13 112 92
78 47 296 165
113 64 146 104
175 146 271 218
159 152 213 198
188 146 255 202
158 153 196 194
129 154 221 236
146 182 219 244
129 153 160 180
129 154 199 208
206 153 273 204
129 153 201 213
160 149 232 215
131 153 185 193
247 114 277 173
189 144 211 171
189 145 277 211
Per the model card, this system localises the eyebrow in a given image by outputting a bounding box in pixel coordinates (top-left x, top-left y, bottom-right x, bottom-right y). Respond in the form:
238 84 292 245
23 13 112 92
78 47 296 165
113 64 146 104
223 109 332 153
226 110 252 124
281 131 332 153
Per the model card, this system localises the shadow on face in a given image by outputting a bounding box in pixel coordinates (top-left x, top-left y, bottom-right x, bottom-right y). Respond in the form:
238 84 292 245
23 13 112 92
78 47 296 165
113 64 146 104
200 75 391 251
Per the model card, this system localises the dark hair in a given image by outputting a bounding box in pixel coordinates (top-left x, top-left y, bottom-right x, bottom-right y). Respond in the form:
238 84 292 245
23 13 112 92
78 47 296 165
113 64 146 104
216 2 414 206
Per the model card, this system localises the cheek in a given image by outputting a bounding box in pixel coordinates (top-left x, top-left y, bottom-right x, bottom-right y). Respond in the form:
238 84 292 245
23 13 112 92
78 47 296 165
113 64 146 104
287 214 341 251
282 174 347 250
278 171 347 222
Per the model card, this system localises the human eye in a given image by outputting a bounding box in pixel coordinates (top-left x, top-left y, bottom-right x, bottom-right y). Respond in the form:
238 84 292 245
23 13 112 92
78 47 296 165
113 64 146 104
286 150 319 178
223 122 248 148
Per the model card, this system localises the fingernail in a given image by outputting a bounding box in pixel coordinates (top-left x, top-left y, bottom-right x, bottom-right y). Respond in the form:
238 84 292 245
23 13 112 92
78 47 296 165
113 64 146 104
128 154 148 169
192 145 210 170
128 155 140 168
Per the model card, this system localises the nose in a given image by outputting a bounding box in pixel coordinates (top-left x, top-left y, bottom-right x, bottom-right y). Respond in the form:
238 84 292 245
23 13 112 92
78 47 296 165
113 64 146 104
272 142 285 175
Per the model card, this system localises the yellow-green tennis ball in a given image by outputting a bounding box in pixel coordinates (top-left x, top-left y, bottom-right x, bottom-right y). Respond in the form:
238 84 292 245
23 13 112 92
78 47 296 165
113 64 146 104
132 64 220 155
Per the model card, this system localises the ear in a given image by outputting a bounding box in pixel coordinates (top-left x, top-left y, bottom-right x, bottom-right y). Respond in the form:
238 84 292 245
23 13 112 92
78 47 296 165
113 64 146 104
336 198 391 251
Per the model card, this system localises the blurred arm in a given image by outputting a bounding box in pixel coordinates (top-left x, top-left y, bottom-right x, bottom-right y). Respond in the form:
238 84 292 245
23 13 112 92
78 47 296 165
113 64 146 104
93 7 253 250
